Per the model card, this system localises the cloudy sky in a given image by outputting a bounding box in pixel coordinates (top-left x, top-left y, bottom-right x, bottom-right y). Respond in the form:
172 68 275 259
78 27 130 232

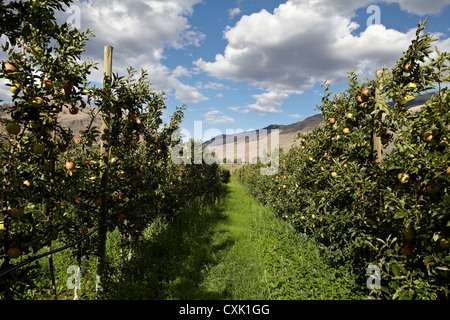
2 0 450 141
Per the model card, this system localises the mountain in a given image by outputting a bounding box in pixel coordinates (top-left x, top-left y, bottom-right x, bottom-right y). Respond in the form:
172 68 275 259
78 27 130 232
203 92 436 166
0 102 102 137
203 113 324 164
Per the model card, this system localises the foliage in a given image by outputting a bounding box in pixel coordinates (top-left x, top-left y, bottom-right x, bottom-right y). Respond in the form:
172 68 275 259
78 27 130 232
0 0 223 299
236 19 449 300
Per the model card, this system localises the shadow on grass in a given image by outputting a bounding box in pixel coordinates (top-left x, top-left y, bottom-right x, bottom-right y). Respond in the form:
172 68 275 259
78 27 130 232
106 184 232 300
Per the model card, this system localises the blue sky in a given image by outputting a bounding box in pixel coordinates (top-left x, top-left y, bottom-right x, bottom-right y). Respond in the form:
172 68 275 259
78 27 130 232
1 0 450 142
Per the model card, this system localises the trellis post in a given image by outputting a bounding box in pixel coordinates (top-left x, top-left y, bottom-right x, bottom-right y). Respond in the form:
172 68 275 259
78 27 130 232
373 69 384 163
95 45 113 296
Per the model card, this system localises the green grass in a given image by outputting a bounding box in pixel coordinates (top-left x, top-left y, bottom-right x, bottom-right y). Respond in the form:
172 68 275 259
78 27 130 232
25 175 365 300
108 175 364 300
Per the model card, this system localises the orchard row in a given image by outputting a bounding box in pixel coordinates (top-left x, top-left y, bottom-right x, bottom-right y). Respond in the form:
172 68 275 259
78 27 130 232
0 0 227 299
236 20 449 300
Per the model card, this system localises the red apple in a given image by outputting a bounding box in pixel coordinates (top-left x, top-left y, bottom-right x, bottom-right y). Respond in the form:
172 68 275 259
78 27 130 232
118 213 127 221
4 62 17 73
65 161 75 170
61 82 73 95
329 118 335 124
7 248 21 259
330 172 338 178
69 106 79 115
42 78 53 90
401 247 413 255
95 199 103 207
118 193 125 200
343 128 350 134
426 185 439 194
424 131 433 141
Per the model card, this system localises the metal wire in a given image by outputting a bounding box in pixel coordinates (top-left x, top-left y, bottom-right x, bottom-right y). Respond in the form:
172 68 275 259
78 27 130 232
0 222 110 278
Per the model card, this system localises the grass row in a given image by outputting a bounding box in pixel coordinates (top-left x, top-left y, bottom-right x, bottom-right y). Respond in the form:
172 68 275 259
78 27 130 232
26 175 365 300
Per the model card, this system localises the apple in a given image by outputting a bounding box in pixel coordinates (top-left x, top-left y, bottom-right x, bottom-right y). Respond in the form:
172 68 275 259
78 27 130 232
118 193 125 200
32 96 44 106
65 161 75 170
398 172 409 184
6 123 21 135
401 247 413 255
80 227 88 235
157 149 162 154
329 118 336 124
0 222 4 231
343 128 350 134
61 82 73 95
403 93 415 103
69 106 79 115
334 135 340 141
42 78 53 90
404 63 415 73
4 62 17 73
7 248 21 259
404 230 415 241
439 238 450 250
361 88 369 97
118 213 127 221
10 207 24 218
407 82 417 89
42 161 54 171
33 143 45 154
50 228 59 240
447 167 450 177
10 83 21 94
347 113 356 121
330 172 338 178
426 184 439 194
75 197 83 205
23 179 33 187
95 199 103 207
439 138 448 146
356 96 363 103
424 131 433 141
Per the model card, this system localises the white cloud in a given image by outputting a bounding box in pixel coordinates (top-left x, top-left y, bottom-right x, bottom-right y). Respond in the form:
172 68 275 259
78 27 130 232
204 109 236 124
247 91 289 114
172 65 192 78
228 106 250 113
58 0 207 104
195 0 450 114
228 7 242 19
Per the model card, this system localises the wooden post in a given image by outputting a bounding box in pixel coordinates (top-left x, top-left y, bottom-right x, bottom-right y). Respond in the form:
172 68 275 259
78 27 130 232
95 45 113 296
373 69 384 163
